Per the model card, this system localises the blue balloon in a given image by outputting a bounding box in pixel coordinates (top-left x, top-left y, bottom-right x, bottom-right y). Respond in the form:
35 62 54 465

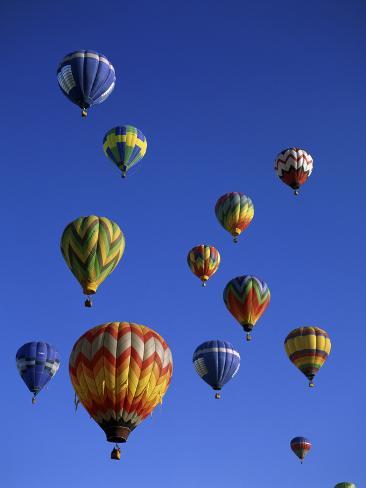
193 340 240 398
16 342 60 403
57 50 116 117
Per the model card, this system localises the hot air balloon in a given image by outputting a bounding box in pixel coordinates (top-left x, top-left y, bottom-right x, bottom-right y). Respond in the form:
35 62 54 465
284 327 331 387
103 125 147 178
223 275 270 341
274 147 313 195
187 245 221 286
60 216 125 307
16 342 60 403
57 50 116 117
335 483 357 488
215 192 254 243
69 322 173 460
290 437 312 463
192 340 240 399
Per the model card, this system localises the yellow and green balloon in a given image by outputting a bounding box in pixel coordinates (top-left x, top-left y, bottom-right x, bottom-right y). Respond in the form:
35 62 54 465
60 215 125 306
103 125 147 177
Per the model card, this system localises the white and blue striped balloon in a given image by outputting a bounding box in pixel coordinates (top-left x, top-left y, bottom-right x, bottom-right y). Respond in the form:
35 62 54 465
193 340 240 397
16 342 60 403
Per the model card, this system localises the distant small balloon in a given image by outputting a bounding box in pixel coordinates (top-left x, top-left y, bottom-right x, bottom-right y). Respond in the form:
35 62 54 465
103 125 147 177
215 192 254 242
284 327 331 387
16 342 60 403
223 275 270 341
274 147 313 195
193 340 240 398
334 483 357 488
290 437 311 463
187 245 220 286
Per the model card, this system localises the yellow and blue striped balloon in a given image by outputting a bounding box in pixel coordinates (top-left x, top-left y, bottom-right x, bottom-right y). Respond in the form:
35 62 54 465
103 125 147 177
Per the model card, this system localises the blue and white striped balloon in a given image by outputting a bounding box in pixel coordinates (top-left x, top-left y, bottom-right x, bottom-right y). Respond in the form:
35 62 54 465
193 340 240 398
16 342 60 403
57 50 116 117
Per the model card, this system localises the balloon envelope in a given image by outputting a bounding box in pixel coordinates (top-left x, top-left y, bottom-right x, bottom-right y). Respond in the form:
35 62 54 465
284 326 331 386
274 147 313 194
60 216 125 298
69 322 173 444
187 245 220 285
16 342 60 400
290 436 311 461
57 50 115 116
335 484 357 488
103 125 147 177
215 192 254 242
193 340 240 393
223 275 270 340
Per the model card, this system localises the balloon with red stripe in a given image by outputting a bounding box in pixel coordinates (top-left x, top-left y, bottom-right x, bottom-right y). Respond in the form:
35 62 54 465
290 436 312 463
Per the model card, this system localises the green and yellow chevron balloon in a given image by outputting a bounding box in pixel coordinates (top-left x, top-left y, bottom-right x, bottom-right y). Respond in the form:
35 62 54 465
103 125 147 178
60 216 125 307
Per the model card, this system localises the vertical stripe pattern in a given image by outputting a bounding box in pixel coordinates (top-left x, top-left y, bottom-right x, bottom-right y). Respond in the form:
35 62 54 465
192 340 240 391
16 342 60 398
57 50 116 114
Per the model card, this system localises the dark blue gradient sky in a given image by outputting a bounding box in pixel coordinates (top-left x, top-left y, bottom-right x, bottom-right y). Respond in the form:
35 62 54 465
1 1 365 487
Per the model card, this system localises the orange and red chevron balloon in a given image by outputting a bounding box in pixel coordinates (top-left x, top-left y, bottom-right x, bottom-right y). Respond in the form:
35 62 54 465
274 147 313 195
284 326 331 387
187 245 221 286
223 275 270 341
69 322 173 451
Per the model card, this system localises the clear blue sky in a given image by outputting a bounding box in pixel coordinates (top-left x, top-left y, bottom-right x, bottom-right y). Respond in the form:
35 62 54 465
1 1 364 487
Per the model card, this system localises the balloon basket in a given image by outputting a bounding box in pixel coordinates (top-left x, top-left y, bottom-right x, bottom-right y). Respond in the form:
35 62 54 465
111 445 121 461
81 109 87 117
84 298 92 308
294 190 299 196
32 396 36 404
215 393 221 400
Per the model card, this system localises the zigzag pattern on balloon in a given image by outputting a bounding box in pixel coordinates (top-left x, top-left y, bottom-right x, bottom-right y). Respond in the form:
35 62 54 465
187 245 220 284
223 275 270 327
61 216 125 295
69 322 173 442
215 192 254 239
275 147 313 189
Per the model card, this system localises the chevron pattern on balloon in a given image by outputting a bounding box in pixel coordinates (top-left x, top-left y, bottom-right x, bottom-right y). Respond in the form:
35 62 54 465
61 216 125 295
187 244 220 285
69 322 173 443
215 192 254 241
275 147 313 190
223 275 270 328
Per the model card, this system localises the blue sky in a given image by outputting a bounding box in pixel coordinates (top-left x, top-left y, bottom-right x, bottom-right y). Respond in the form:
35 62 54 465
1 1 364 486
